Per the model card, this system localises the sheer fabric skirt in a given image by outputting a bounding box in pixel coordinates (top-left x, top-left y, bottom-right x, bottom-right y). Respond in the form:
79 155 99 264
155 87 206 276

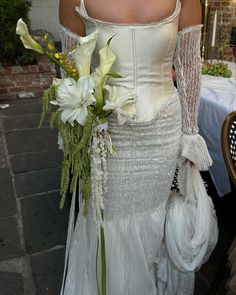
61 94 194 295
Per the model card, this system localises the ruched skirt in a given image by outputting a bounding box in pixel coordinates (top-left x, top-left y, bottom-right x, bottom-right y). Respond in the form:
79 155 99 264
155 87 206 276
61 94 196 295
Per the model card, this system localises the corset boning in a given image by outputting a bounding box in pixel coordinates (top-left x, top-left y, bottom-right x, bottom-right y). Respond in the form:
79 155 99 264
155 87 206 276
80 9 180 122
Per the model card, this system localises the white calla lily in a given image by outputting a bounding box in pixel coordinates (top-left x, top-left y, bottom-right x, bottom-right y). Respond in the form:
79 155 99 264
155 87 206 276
51 76 96 126
93 44 116 87
70 30 98 77
103 85 136 125
92 38 117 110
79 29 99 45
16 18 44 54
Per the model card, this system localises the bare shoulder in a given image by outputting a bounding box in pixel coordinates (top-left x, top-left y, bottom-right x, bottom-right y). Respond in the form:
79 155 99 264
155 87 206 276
59 0 85 35
179 0 202 30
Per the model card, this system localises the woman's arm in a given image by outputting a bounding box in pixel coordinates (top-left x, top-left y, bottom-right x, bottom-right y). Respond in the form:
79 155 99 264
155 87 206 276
59 0 85 36
59 0 85 78
179 0 202 30
174 0 212 170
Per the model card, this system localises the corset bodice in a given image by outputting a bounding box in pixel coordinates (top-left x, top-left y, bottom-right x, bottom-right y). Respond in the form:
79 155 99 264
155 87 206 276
76 0 181 121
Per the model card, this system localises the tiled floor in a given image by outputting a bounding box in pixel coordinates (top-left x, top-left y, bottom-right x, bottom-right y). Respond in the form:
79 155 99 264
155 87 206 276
194 172 236 295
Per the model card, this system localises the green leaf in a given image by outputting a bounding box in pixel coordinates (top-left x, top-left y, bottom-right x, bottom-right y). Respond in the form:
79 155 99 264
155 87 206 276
106 71 124 78
107 34 116 46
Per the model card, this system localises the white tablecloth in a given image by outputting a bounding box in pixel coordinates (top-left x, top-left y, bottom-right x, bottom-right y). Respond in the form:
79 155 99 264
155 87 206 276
199 68 236 196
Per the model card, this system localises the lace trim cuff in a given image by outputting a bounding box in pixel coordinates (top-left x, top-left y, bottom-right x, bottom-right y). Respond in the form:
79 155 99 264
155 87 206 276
181 133 213 171
59 24 81 40
178 24 203 35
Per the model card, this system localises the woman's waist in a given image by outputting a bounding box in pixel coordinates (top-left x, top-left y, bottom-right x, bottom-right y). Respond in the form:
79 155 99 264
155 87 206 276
109 74 175 89
110 84 178 122
108 90 180 129
136 85 177 120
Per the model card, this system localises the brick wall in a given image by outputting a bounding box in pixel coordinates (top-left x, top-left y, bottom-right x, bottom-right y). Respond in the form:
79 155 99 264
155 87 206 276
0 62 56 100
207 0 234 61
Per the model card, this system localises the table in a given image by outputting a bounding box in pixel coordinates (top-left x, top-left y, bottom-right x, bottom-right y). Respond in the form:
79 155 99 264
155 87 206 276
199 61 236 196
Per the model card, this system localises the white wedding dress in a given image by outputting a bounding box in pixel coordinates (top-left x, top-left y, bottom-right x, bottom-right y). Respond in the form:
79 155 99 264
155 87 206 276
60 0 218 294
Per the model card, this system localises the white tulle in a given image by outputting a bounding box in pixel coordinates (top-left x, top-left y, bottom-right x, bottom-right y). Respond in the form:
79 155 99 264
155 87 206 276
165 162 218 272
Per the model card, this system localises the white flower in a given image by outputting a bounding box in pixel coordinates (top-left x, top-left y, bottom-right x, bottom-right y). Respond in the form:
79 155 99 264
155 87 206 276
92 43 116 88
70 30 98 77
16 18 44 54
51 76 96 126
52 77 65 87
103 85 136 125
91 39 117 110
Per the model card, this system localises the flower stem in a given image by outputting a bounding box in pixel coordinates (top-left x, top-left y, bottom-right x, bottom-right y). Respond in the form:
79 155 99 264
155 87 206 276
95 86 105 112
101 211 106 295
43 50 72 77
96 237 101 295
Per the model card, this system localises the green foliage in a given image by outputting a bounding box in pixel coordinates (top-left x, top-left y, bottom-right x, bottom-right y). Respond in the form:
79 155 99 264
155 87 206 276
40 86 95 213
59 109 95 213
219 33 230 59
202 62 232 78
39 84 56 127
0 0 33 64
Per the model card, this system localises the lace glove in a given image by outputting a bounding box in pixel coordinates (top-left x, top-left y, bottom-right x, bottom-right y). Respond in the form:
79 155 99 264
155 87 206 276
166 26 218 272
174 25 212 171
59 24 81 78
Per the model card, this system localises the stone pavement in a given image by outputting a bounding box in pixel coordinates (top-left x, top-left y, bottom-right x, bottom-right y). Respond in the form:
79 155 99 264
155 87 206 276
0 98 69 295
0 98 235 295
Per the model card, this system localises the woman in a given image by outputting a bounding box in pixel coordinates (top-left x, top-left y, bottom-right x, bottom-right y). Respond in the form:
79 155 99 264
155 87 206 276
59 0 218 294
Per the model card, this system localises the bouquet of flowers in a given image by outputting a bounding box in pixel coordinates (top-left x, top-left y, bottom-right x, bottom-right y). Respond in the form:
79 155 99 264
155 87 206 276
16 19 136 222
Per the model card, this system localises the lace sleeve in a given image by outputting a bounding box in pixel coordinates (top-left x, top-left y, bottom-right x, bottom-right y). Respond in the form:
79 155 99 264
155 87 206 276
60 24 80 52
164 26 218 272
59 24 81 78
174 25 212 171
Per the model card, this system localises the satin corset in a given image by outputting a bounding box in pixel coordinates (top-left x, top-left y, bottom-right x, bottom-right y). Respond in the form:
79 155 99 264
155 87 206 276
77 0 181 122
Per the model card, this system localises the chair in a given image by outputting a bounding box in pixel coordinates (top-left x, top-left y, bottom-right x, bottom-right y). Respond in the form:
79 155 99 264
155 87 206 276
221 111 236 188
207 112 236 294
221 111 236 295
